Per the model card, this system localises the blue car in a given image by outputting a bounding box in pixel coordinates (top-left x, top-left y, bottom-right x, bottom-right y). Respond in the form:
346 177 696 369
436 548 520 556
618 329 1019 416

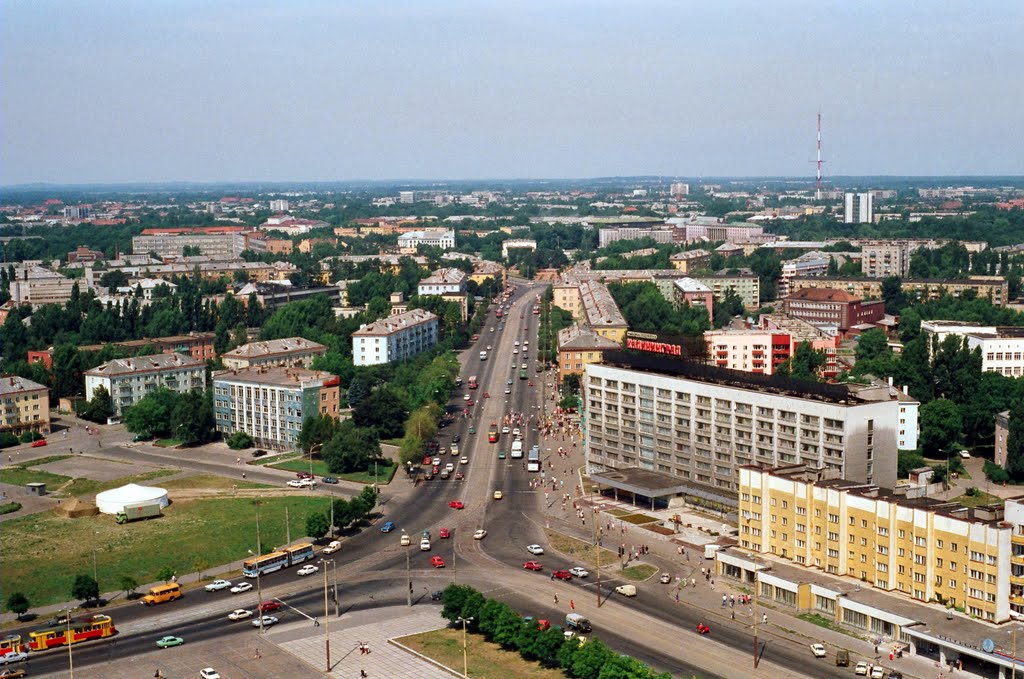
381 521 395 533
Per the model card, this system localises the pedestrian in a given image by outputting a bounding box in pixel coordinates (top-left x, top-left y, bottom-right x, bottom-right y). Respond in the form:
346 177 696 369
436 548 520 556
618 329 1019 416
675 590 680 602
732 610 735 620
254 647 261 659
361 671 368 678
762 613 768 624
722 595 727 607
314 617 320 627
692 578 696 588
551 572 555 580
554 594 558 604
570 600 575 610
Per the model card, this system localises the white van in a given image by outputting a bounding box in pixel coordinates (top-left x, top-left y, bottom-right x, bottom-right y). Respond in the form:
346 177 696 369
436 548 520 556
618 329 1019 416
510 440 524 459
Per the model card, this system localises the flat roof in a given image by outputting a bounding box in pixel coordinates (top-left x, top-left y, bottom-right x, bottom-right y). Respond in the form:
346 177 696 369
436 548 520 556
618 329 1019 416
590 467 692 497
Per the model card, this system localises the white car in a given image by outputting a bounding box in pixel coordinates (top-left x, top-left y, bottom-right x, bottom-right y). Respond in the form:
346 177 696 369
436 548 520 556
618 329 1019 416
463 394 471 401
568 567 589 578
420 538 431 551
323 540 342 554
526 544 544 555
460 456 469 465
473 529 487 540
493 490 503 500
855 661 869 676
487 345 492 350
400 534 411 546
252 615 278 628
0 651 28 664
513 348 519 354
505 387 511 394
287 478 315 488
501 426 510 434
514 340 520 346
810 643 827 658
200 669 221 679
297 564 319 576
870 668 886 679
230 582 253 594
512 428 520 437
227 609 253 621
204 579 231 592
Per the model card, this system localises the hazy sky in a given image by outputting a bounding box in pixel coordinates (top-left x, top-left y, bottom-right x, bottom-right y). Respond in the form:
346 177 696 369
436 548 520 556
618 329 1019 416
3 1 1022 184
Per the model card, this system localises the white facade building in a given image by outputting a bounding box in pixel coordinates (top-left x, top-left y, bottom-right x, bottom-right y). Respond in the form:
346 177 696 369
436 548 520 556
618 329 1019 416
844 192 874 224
84 353 207 415
417 268 468 296
397 230 455 250
501 239 538 259
351 309 439 366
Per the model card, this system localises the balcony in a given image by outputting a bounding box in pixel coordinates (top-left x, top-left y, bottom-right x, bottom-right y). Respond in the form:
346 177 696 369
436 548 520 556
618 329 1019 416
1013 534 1024 547
1013 553 1024 567
1012 574 1024 587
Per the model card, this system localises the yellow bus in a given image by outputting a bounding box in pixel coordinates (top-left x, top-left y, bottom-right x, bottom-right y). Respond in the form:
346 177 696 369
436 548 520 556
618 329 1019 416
141 583 182 606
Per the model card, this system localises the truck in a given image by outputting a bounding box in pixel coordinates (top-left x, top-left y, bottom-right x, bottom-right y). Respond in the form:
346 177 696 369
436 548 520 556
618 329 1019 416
115 502 162 524
565 613 592 633
614 584 636 597
704 544 721 560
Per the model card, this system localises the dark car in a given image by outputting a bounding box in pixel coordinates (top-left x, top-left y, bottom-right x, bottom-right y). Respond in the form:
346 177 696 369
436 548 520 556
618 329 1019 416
251 449 267 458
296 471 313 480
452 435 461 443
322 476 339 484
381 521 396 533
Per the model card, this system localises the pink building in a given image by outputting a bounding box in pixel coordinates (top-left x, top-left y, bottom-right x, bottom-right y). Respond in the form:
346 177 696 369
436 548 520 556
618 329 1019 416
672 278 714 321
705 329 791 375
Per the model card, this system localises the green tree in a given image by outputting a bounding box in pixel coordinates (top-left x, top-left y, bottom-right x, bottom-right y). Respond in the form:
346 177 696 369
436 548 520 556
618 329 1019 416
919 398 963 458
226 431 254 449
331 498 354 531
52 343 82 398
322 419 380 474
1005 401 1024 481
881 276 907 315
120 575 139 598
156 565 176 583
571 638 616 679
99 270 130 289
71 574 100 603
170 389 216 445
123 388 179 437
5 591 29 620
441 583 474 624
855 328 890 363
81 386 114 423
298 414 339 454
776 341 827 381
305 512 330 540
897 451 926 478
353 386 408 439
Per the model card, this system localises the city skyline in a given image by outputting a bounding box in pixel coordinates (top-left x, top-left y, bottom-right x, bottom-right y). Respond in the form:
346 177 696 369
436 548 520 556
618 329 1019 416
3 1 1023 184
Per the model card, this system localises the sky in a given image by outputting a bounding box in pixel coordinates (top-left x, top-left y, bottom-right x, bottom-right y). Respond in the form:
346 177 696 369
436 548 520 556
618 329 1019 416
2 0 1023 184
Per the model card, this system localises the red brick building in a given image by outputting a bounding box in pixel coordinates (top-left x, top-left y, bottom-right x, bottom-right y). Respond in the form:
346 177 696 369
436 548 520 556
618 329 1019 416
782 288 885 335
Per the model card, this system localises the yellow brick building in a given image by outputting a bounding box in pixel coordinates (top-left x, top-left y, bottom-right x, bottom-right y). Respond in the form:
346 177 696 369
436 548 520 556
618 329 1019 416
738 465 1013 623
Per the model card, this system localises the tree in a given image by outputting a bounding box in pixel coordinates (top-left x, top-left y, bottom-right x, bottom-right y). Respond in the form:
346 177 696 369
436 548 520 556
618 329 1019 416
120 576 139 598
855 328 890 363
571 638 615 679
299 414 339 454
6 591 29 620
776 341 827 381
99 270 129 289
71 574 100 603
171 389 216 445
81 386 114 423
920 398 963 458
123 388 179 437
305 512 330 540
226 431 253 449
156 565 176 583
898 451 926 478
353 386 407 438
322 420 381 474
881 276 908 315
1006 401 1024 481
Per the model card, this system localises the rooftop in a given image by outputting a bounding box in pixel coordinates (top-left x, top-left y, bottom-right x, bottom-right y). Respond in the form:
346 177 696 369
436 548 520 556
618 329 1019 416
0 375 48 395
578 280 627 328
352 308 438 336
419 268 467 286
674 277 712 294
557 323 622 351
85 353 204 377
222 337 326 360
669 249 712 261
785 287 861 303
213 366 338 388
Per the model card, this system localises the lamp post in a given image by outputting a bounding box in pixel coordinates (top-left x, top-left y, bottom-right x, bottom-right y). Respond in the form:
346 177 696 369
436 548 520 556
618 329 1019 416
462 616 474 678
753 567 760 668
309 442 322 480
1010 626 1018 679
402 530 412 607
321 558 334 672
64 607 75 679
247 550 265 634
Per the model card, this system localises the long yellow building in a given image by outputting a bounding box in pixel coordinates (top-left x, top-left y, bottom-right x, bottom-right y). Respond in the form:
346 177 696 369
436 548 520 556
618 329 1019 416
738 465 1016 623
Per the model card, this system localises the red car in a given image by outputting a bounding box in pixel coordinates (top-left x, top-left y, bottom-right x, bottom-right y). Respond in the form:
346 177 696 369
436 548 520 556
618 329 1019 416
482 392 489 398
696 623 710 635
523 560 543 571
430 555 446 568
422 456 433 466
552 569 572 581
466 399 475 407
527 381 534 387
454 471 464 481
258 600 281 613
296 471 313 479
432 465 440 475
448 501 465 510
440 527 450 539
31 439 47 448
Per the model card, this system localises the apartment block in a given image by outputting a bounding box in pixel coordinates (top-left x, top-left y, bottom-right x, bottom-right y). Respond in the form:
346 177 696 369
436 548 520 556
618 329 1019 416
85 353 207 415
739 465 1012 623
213 367 341 450
921 321 1024 377
758 314 840 379
704 329 794 376
397 229 455 250
696 270 761 310
672 278 714 320
669 248 712 274
8 266 79 307
351 309 439 366
598 227 675 248
862 242 913 278
556 323 621 382
844 192 874 224
29 332 216 370
132 227 251 258
779 252 832 298
417 268 468 296
1 376 51 436
578 280 628 343
790 276 1009 308
222 337 327 370
584 354 901 507
783 288 885 334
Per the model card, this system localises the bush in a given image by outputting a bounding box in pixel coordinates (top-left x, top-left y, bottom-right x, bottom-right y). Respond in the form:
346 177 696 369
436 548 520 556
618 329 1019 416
226 431 253 450
0 502 22 515
19 430 43 443
0 433 19 448
984 460 1010 484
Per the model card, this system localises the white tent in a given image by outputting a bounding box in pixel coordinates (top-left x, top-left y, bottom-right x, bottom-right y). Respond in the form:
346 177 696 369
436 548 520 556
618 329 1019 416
95 483 169 515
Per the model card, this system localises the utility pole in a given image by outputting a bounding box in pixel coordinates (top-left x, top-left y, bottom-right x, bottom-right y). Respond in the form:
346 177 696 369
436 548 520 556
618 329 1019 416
286 505 291 546
321 559 332 672
65 608 75 679
753 569 759 668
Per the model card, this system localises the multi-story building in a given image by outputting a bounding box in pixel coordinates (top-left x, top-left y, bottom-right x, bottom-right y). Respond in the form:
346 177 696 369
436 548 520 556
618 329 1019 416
351 309 439 366
739 464 1013 623
269 199 290 212
67 246 105 264
669 248 712 273
213 367 341 450
598 227 675 248
862 242 913 278
417 268 467 296
501 239 537 259
669 182 690 196
1 376 51 436
28 332 216 370
85 353 207 415
63 205 89 222
222 337 327 370
758 314 840 378
921 320 1024 377
783 288 885 334
791 275 1009 307
584 353 902 507
697 270 761 310
397 229 455 251
844 192 874 224
705 328 795 376
8 266 79 307
132 227 252 258
996 410 1011 467
779 252 832 298
672 278 714 320
556 323 621 382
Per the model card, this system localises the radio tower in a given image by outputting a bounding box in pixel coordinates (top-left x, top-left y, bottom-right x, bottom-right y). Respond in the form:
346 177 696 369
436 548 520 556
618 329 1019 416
814 111 824 200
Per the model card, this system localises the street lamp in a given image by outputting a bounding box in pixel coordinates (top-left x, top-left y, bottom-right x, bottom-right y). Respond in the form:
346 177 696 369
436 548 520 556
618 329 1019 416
462 616 475 679
308 442 322 480
63 607 75 679
402 530 412 607
320 558 334 673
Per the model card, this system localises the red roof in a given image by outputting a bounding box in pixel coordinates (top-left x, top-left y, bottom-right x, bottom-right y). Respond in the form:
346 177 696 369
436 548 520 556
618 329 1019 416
786 288 860 303
140 226 250 235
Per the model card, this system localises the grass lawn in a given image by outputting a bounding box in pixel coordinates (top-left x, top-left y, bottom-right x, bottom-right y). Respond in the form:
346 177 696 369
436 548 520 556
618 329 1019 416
543 529 617 567
272 457 332 477
618 513 659 525
21 455 74 467
338 462 397 485
271 457 398 485
159 474 271 490
606 508 630 517
396 628 567 679
619 564 658 581
154 438 182 448
953 490 1003 508
63 469 179 497
0 494 335 611
0 466 71 488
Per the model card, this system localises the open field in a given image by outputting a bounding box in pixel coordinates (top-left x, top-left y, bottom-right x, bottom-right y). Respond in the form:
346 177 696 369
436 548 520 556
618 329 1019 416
0 494 334 610
158 474 271 491
396 628 567 679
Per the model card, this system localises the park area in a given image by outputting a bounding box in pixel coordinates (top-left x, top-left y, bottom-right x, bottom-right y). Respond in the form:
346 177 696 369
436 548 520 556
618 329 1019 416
397 627 568 679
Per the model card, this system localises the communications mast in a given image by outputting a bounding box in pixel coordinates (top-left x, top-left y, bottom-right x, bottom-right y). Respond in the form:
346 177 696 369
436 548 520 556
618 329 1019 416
814 112 824 200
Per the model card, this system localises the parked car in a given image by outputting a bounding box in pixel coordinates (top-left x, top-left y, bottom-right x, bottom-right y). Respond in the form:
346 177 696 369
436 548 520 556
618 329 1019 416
855 661 869 676
526 544 544 555
227 609 253 621
31 439 47 448
810 643 827 658
229 582 253 594
251 449 267 458
287 478 315 488
523 561 543 571
493 490 503 500
252 615 278 628
0 669 28 679
870 668 887 679
205 579 231 592
296 471 313 479
156 635 184 648
659 573 672 584
200 669 222 679
297 564 319 576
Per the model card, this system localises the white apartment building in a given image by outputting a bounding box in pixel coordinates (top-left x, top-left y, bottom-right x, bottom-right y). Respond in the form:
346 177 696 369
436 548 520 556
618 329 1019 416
85 353 207 415
844 192 874 224
920 320 1024 376
213 367 340 450
501 239 538 259
351 308 439 366
131 232 249 258
397 230 455 250
115 278 177 300
584 355 901 507
861 242 912 278
779 252 831 298
8 265 80 307
269 199 290 212
417 268 467 296
222 337 327 370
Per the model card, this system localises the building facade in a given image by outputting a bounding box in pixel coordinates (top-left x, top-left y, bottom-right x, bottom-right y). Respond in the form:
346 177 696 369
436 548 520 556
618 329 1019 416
1 376 51 436
417 268 467 296
222 337 327 370
844 192 874 224
213 367 341 450
791 276 1009 308
584 355 901 506
672 278 714 320
783 288 885 333
397 229 455 250
351 308 439 366
696 271 761 310
669 248 712 273
132 228 251 258
85 353 207 416
556 323 621 382
705 329 794 376
779 252 832 298
739 465 1012 623
862 242 912 278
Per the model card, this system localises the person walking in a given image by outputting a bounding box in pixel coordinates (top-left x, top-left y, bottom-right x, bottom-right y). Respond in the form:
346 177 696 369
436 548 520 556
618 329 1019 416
762 613 768 625
570 600 575 610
